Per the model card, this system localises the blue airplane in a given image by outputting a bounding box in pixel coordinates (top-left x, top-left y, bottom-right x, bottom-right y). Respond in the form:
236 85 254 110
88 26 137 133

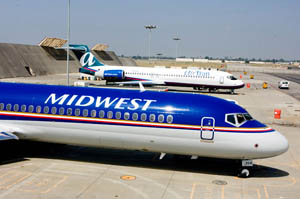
0 82 288 177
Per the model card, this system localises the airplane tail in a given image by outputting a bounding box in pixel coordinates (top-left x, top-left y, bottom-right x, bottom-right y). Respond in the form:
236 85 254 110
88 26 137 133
69 44 105 68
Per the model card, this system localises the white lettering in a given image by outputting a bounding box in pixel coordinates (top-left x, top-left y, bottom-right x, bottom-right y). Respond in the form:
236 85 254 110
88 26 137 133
128 99 142 110
142 99 157 111
95 97 119 108
45 93 69 105
67 95 78 105
115 98 130 109
80 52 95 67
75 95 95 107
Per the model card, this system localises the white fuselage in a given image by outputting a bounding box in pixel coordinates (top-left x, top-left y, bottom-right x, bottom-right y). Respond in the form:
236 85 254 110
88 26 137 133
92 65 244 89
8 118 287 160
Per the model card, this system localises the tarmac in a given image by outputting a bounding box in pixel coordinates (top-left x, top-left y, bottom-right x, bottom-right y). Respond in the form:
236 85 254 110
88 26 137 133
0 71 299 199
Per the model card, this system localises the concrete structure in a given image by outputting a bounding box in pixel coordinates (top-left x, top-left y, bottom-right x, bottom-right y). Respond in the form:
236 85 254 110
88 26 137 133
0 43 137 79
92 50 137 66
0 43 80 78
118 57 137 66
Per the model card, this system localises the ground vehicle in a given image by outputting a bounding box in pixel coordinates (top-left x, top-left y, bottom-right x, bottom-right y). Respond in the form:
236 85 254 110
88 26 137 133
278 80 289 89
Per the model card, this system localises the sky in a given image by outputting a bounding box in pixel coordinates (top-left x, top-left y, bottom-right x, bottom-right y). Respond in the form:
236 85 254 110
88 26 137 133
0 0 300 60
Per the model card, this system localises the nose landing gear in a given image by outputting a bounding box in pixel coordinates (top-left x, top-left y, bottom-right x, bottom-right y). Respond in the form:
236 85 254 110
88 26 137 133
237 159 253 178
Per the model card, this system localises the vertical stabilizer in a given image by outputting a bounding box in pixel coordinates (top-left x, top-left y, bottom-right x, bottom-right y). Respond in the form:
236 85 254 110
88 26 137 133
69 44 105 67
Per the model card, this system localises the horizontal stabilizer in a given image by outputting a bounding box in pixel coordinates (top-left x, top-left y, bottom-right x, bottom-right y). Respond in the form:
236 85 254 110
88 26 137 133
0 132 18 141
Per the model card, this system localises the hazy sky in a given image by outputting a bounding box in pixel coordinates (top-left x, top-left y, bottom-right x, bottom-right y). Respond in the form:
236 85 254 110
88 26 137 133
1 0 299 60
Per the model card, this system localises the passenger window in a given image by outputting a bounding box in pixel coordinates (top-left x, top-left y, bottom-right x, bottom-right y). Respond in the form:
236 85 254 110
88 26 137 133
115 111 121 119
149 114 155 122
43 106 49 114
91 110 97 117
75 108 80 116
59 107 65 115
141 113 147 121
13 104 19 112
83 109 89 117
51 107 57 114
0 103 4 110
67 108 72 116
226 114 236 125
167 115 173 123
99 110 105 118
124 112 130 120
6 104 12 111
107 111 113 119
28 105 34 113
36 106 41 113
21 105 26 112
132 113 138 121
236 114 245 124
158 114 164 123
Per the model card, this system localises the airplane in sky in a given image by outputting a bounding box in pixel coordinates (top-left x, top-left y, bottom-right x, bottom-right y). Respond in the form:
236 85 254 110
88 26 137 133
0 82 288 177
70 45 244 93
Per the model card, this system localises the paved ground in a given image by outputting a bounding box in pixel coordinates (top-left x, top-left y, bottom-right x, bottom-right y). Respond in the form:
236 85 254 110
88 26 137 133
0 72 299 199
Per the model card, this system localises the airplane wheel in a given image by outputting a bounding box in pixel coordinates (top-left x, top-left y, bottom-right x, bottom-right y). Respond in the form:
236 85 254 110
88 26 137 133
238 168 250 178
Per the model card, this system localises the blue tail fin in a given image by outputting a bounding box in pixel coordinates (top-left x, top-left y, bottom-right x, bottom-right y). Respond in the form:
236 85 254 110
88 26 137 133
69 44 105 67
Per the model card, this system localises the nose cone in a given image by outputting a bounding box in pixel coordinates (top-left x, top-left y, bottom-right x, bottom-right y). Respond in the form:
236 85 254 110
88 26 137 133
234 80 245 89
258 130 289 158
238 80 245 88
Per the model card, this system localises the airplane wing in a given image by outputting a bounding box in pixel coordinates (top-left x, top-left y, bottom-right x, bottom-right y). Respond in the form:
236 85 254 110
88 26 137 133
114 80 165 86
0 131 18 141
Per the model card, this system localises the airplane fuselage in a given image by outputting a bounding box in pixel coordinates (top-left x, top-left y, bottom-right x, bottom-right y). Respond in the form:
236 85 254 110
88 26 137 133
88 65 244 89
0 82 287 160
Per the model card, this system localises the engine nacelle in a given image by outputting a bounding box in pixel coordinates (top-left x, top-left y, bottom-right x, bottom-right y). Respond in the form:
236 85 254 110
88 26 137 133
95 69 125 81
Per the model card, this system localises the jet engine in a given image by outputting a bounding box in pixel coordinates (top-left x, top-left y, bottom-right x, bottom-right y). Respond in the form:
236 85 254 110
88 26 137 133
95 70 125 81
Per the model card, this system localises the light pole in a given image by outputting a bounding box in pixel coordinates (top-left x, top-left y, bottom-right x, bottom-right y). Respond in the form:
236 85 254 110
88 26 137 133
66 0 70 86
145 25 157 63
173 37 180 60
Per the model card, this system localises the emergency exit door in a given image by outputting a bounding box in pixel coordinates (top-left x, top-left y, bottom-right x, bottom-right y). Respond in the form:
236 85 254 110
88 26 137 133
201 117 215 140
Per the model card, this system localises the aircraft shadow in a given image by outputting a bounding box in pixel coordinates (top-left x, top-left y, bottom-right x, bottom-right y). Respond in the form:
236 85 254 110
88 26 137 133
1 141 289 178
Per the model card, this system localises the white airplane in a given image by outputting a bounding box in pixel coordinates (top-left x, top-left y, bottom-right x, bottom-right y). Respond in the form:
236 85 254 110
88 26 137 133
0 82 288 177
71 45 244 93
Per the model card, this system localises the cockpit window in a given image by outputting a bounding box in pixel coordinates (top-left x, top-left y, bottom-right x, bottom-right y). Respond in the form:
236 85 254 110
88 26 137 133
236 114 245 124
226 114 236 125
227 75 237 80
244 113 253 121
225 113 253 127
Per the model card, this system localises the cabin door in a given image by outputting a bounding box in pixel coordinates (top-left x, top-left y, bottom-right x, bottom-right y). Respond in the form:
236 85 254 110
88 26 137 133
200 117 215 140
219 76 224 84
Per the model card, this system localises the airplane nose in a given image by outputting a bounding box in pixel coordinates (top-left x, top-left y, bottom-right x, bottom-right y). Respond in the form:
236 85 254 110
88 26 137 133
258 130 289 158
239 81 245 88
234 81 245 88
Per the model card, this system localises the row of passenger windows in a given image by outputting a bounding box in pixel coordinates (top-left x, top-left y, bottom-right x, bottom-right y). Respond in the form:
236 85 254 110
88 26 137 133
125 72 212 79
0 103 174 124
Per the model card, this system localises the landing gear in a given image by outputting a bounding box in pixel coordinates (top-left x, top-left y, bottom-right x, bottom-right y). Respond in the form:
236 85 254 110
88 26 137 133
238 168 251 178
237 159 253 178
230 89 235 95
